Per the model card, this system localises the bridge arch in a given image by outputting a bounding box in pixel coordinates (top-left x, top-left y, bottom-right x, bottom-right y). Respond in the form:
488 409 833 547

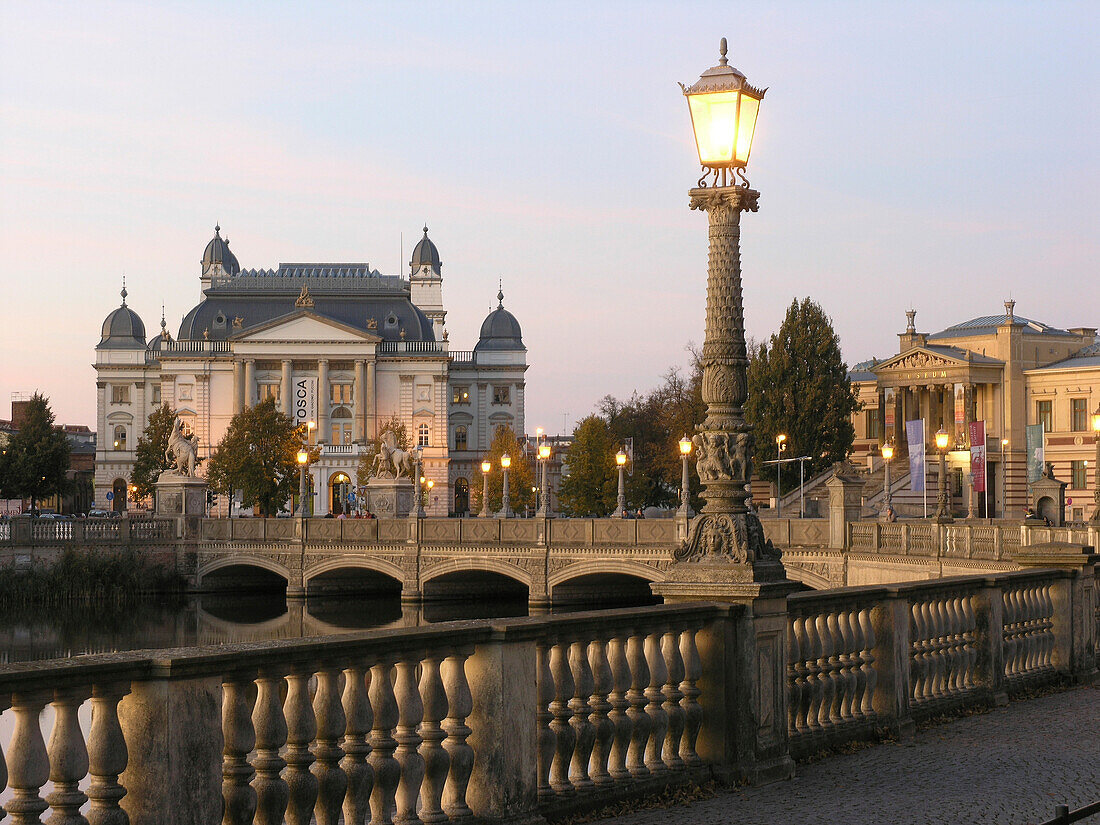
420 558 534 590
783 564 832 591
304 556 408 588
547 559 665 589
197 555 292 586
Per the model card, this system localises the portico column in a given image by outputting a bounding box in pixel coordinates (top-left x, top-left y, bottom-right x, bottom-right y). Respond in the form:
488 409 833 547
281 360 293 417
353 359 366 443
232 360 244 414
243 359 255 408
317 359 330 444
366 361 377 440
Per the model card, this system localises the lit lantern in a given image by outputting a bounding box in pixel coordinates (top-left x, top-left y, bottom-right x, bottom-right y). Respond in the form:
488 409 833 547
538 443 551 460
935 429 950 452
501 454 511 470
297 449 308 465
679 435 692 456
681 38 765 173
481 459 491 474
881 443 894 461
616 450 628 467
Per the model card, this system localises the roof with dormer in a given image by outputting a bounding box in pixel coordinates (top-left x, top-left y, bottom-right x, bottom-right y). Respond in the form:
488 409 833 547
928 314 1076 341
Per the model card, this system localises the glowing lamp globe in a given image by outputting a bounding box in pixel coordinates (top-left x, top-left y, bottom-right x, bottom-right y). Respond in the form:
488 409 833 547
679 435 692 456
935 429 950 451
616 450 628 467
538 443 551 460
881 443 894 461
297 449 308 465
681 38 765 171
1092 409 1100 432
481 460 491 474
501 454 511 470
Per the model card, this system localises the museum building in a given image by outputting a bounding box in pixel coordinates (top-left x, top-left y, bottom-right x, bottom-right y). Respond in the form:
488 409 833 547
94 226 527 516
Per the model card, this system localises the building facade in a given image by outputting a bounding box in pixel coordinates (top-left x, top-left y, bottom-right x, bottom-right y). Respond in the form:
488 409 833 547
95 227 527 516
849 302 1099 521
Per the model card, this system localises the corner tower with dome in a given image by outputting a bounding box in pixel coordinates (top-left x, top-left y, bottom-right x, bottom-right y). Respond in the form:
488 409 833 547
93 226 528 516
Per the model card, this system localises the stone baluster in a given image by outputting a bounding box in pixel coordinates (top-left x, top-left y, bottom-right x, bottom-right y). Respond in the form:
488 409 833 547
960 597 977 690
1024 586 1040 673
441 651 474 821
1003 587 1021 677
802 613 823 735
605 635 633 783
677 625 703 768
7 691 50 825
221 673 257 825
931 598 948 698
946 597 964 694
253 672 289 825
284 668 319 825
1039 584 1055 670
86 684 129 825
909 601 928 702
568 639 595 792
548 640 576 795
828 610 851 724
47 687 91 825
313 667 349 825
788 616 807 735
369 662 400 825
587 636 615 788
844 609 865 723
341 666 374 825
625 632 652 779
814 613 836 730
661 629 686 771
393 658 425 825
643 628 669 776
857 608 878 719
535 641 555 803
418 654 450 824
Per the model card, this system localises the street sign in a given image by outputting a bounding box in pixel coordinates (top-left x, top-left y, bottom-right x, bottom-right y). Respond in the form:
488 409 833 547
106 491 114 501
347 492 356 503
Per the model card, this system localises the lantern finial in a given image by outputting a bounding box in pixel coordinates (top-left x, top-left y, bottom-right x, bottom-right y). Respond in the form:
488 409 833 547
719 37 728 66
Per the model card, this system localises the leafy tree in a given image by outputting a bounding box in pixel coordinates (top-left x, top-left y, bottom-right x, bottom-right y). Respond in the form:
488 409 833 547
470 425 536 515
0 393 71 510
131 404 197 502
558 416 619 516
205 398 311 517
745 298 860 490
355 414 411 488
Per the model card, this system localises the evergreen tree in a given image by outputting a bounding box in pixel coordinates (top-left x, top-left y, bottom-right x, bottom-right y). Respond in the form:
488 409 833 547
205 398 310 517
470 425 536 515
131 404 194 502
745 298 860 490
558 416 619 516
0 393 71 510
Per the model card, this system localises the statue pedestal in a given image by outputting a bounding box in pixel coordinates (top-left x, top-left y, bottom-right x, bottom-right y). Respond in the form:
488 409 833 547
155 473 207 517
366 477 415 519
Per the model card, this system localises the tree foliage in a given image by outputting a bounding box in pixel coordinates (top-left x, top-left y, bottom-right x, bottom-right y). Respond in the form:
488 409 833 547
131 403 196 501
745 298 860 490
558 416 619 516
205 398 310 517
470 425 536 515
355 414 410 488
0 393 70 509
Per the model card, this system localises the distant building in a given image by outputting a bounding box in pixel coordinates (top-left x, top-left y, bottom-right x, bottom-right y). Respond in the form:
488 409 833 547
94 227 528 515
0 402 96 515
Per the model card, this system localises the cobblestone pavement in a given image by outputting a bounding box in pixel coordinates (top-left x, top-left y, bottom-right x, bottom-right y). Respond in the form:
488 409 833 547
596 685 1099 825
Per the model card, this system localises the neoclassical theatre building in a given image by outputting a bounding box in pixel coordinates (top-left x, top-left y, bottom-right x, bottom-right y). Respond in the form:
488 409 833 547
849 302 1099 521
95 227 527 516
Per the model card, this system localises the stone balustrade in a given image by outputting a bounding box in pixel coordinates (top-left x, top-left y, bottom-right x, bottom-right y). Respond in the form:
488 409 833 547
848 521 1094 558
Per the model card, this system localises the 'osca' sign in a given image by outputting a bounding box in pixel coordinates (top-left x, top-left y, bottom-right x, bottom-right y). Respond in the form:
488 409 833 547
294 378 318 428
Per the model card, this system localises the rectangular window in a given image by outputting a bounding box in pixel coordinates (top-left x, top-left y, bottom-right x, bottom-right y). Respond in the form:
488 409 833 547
151 385 161 404
1071 460 1087 490
1071 398 1088 432
331 384 353 404
1036 400 1052 432
454 426 468 451
452 386 470 405
418 423 430 447
866 408 881 440
111 384 130 404
492 385 510 405
259 384 280 403
331 424 352 445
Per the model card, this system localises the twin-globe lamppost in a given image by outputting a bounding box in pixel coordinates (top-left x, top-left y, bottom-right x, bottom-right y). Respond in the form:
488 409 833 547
933 428 953 523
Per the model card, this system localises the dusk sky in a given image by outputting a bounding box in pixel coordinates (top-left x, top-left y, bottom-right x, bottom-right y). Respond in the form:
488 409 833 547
1 1 1096 433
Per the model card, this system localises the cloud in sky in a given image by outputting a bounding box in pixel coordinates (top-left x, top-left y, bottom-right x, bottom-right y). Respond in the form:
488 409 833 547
0 0 1097 432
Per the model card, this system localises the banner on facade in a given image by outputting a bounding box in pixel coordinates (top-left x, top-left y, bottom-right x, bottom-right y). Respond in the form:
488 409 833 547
293 377 318 429
1026 424 1045 483
884 387 896 437
906 419 925 492
969 420 986 493
954 383 967 446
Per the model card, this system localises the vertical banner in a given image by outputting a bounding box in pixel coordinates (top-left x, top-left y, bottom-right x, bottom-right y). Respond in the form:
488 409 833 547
293 377 318 429
884 387 896 440
954 383 967 446
1026 424 1045 483
906 419 926 492
969 420 986 492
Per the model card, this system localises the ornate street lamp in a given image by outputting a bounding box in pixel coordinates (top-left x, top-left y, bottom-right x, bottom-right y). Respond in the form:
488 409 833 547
479 459 492 518
1090 407 1100 524
296 448 309 517
537 442 553 518
498 453 514 519
1000 437 1009 519
934 428 953 523
775 434 787 517
412 446 425 518
613 449 628 518
678 435 694 518
880 443 897 522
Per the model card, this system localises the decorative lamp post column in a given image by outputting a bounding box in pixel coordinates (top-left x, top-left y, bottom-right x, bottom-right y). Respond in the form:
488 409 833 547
678 435 693 518
498 453 513 518
1000 437 1009 519
933 428 953 523
479 460 492 518
412 446 425 518
1090 408 1100 523
613 449 628 518
880 443 897 522
296 449 309 517
537 442 553 518
775 434 787 516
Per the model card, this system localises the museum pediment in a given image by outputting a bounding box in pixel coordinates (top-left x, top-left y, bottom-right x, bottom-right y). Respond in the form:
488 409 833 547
232 311 381 344
874 348 965 373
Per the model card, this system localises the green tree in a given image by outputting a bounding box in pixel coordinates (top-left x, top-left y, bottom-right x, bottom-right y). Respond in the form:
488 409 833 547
470 425 536 515
355 414 411 488
745 298 860 490
131 404 197 502
558 415 619 516
205 398 308 517
0 393 71 510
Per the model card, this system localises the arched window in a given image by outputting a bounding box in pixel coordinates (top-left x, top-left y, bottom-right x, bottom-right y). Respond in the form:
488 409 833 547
454 425 468 451
454 478 469 514
331 406 353 445
113 425 127 451
418 423 430 447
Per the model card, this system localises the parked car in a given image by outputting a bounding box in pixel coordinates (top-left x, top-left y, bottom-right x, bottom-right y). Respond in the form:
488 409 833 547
87 509 111 518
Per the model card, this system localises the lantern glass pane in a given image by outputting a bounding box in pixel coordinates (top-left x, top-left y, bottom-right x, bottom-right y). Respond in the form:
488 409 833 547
688 90 740 165
734 95 759 164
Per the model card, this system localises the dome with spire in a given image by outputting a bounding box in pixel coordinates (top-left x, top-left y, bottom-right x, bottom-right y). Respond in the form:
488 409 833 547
409 225 441 273
98 283 147 350
475 287 524 352
202 224 240 275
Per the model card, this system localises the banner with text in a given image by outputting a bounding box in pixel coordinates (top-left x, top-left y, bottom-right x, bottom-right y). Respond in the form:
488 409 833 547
884 388 896 438
293 377 318 430
954 383 967 446
969 420 986 493
906 418 926 492
1026 424 1045 483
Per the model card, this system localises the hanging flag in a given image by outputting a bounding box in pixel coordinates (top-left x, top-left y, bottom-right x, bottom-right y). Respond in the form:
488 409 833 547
969 420 986 493
884 388 896 441
1026 424 1045 483
906 419 925 492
